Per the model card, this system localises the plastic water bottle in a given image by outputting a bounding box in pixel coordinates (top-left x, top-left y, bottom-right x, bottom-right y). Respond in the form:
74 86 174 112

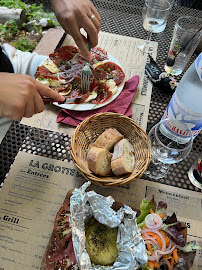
162 53 202 138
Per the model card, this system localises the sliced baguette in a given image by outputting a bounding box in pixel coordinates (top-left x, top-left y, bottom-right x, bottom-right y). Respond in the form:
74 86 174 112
111 139 135 176
94 128 123 152
87 147 112 176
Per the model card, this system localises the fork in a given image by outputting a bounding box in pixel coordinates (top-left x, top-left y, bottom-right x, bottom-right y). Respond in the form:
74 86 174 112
81 39 92 93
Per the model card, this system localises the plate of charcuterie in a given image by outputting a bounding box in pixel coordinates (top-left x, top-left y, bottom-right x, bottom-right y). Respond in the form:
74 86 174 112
35 46 125 111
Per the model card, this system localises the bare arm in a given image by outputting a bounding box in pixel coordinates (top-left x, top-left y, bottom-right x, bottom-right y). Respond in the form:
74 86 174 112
0 73 65 120
50 0 101 61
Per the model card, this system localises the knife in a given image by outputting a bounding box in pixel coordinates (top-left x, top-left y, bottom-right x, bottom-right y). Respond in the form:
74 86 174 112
42 96 82 105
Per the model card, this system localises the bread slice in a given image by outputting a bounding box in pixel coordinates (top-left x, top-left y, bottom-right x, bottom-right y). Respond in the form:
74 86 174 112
87 147 112 176
111 139 135 176
94 128 123 152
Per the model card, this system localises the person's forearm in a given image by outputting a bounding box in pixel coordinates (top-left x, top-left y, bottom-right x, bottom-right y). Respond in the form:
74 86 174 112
0 73 64 120
2 43 47 78
50 0 100 61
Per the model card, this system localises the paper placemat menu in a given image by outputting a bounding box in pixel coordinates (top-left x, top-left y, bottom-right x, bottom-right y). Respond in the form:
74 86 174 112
0 151 201 270
21 31 157 132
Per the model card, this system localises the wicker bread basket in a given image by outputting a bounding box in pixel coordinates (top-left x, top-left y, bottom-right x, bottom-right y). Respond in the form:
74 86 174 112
70 112 150 187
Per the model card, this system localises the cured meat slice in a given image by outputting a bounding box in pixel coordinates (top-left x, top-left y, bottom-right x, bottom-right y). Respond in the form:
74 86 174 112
90 47 109 63
49 46 79 66
91 81 112 104
46 238 78 270
93 61 125 85
35 66 58 79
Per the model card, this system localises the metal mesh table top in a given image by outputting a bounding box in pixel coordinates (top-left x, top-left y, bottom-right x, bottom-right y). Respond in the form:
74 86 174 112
0 0 202 192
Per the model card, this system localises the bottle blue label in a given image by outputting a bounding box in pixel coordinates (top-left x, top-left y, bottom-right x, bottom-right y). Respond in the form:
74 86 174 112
162 92 202 138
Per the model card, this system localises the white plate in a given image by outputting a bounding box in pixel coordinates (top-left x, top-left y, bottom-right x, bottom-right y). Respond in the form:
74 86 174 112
52 54 125 111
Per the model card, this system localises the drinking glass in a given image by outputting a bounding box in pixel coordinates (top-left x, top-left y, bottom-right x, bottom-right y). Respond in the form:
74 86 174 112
164 16 202 76
145 118 193 179
188 156 202 189
137 0 174 54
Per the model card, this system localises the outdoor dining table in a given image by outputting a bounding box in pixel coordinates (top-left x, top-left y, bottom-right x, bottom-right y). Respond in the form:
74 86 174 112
0 1 202 269
0 0 201 192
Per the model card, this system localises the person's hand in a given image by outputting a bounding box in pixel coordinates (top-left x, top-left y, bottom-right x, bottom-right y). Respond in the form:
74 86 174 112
0 73 65 121
50 0 101 61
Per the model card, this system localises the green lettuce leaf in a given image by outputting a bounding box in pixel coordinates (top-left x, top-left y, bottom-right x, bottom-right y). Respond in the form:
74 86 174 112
136 197 156 224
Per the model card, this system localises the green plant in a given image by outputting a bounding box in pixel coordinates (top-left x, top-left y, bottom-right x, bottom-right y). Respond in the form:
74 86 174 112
0 0 60 44
13 37 37 52
27 4 59 26
0 20 19 40
33 24 43 35
0 0 27 10
0 0 59 26
27 3 48 21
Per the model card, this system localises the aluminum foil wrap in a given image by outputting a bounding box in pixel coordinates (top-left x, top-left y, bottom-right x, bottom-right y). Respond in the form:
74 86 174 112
70 182 148 270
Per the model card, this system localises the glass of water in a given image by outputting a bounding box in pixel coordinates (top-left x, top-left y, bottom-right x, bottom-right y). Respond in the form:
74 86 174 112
145 118 193 179
164 16 202 76
137 0 174 54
